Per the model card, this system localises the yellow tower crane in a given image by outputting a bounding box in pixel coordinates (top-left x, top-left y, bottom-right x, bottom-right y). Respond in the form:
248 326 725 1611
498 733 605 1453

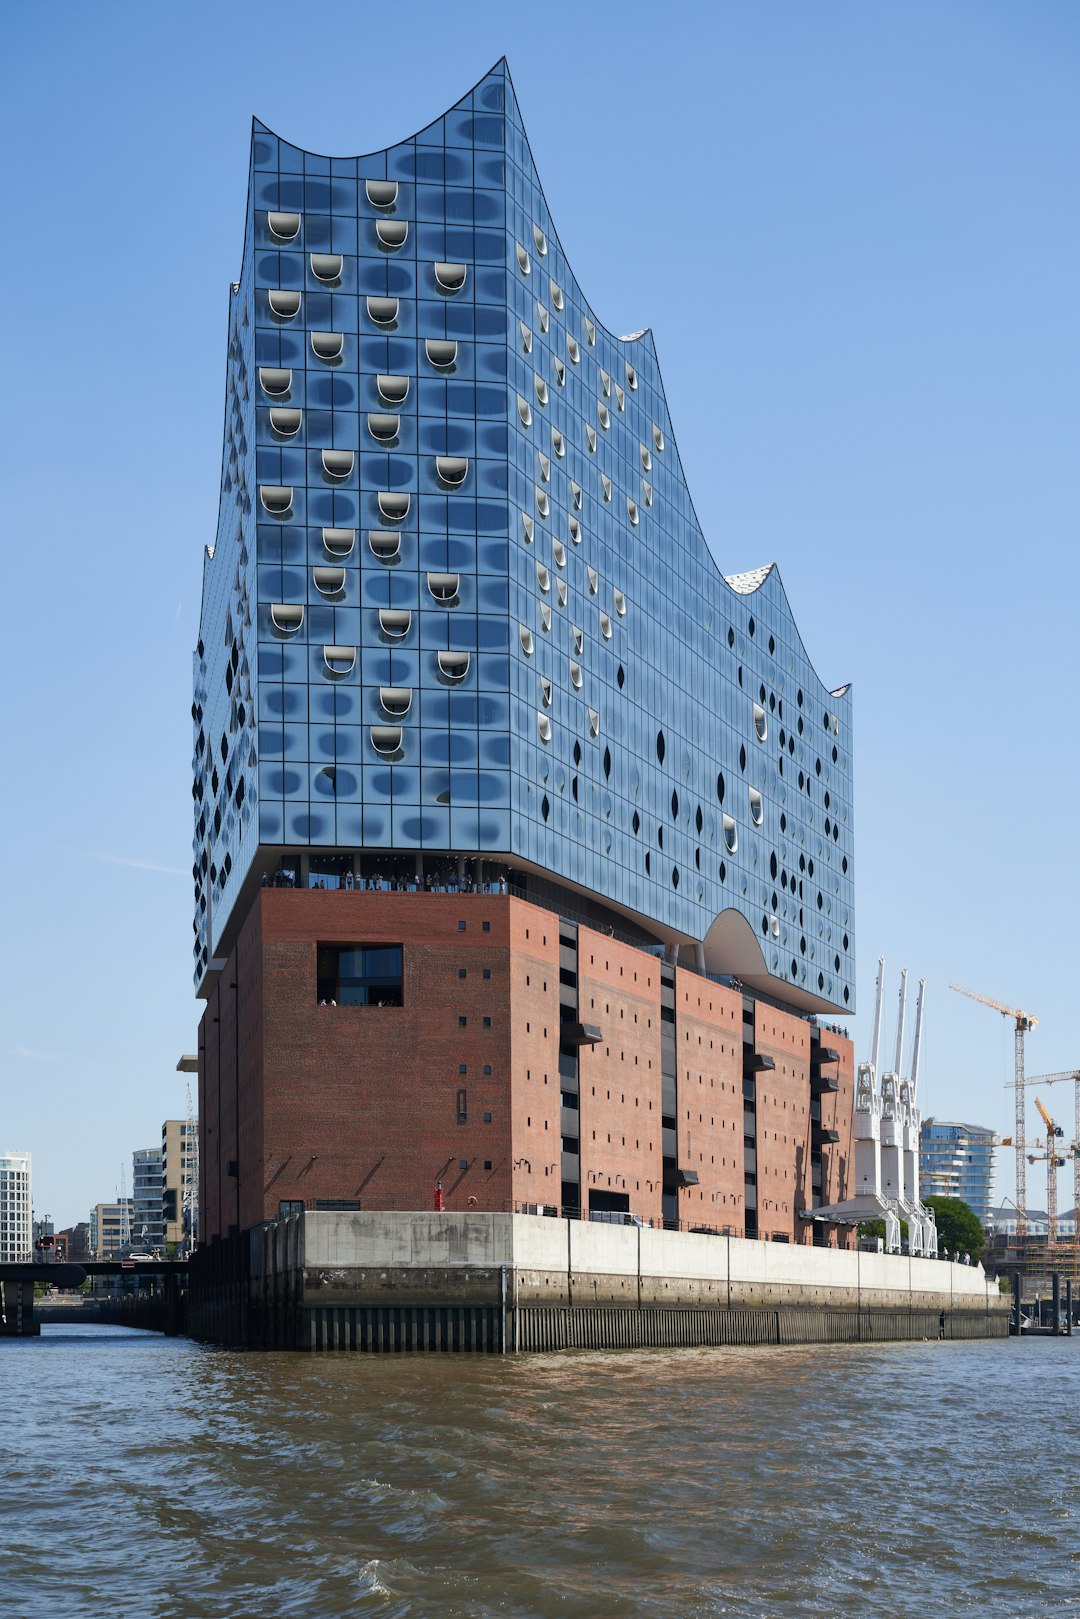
1012 1071 1080 1281
949 984 1037 1236
1031 1098 1067 1247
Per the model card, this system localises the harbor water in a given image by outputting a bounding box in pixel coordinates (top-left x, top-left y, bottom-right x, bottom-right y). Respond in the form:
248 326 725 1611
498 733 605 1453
2 1325 1077 1617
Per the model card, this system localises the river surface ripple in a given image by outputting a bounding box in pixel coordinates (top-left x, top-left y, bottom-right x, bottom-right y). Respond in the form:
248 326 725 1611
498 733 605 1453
2 1326 1078 1618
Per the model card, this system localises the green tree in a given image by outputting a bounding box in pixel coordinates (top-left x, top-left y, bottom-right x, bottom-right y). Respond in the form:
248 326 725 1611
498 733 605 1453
856 1217 908 1246
925 1196 984 1261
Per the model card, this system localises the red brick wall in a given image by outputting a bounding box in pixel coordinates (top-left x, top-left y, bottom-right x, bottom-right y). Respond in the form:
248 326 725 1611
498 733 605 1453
819 1030 856 1248
576 930 663 1225
507 902 561 1211
754 1002 813 1243
195 890 861 1250
673 971 745 1231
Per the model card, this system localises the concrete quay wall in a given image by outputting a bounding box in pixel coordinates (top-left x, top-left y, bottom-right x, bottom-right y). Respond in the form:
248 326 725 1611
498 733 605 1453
216 1212 1011 1349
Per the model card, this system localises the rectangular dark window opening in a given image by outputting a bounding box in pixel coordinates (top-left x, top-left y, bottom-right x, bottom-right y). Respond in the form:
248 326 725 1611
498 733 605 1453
278 1199 304 1218
456 1088 468 1124
317 944 403 1006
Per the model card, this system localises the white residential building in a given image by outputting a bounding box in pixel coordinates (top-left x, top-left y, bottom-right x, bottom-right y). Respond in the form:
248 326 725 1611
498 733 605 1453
0 1152 32 1263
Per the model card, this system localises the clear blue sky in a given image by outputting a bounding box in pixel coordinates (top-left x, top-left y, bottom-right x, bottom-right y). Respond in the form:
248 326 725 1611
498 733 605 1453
3 1 1077 1228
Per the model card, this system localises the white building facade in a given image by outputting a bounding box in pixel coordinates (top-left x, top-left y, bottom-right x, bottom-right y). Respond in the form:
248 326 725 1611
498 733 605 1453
0 1152 32 1263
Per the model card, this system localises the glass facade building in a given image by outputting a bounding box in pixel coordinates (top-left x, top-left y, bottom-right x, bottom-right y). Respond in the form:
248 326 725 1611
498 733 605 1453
192 60 854 1013
920 1119 997 1224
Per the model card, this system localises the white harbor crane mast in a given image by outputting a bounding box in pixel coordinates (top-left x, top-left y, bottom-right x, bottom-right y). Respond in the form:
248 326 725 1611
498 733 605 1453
902 979 937 1257
949 983 1037 1237
879 969 909 1247
801 956 902 1252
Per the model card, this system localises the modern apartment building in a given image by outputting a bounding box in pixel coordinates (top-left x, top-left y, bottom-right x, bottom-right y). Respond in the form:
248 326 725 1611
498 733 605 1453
90 1199 133 1261
0 1153 32 1263
193 62 857 1246
162 1119 198 1248
132 1148 165 1252
920 1118 996 1223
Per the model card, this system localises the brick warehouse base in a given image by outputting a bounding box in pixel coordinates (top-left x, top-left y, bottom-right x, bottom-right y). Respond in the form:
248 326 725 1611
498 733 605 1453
186 1212 1010 1353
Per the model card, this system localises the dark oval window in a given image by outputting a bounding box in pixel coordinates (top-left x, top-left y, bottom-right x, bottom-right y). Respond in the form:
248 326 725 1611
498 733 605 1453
770 852 778 879
617 664 625 689
748 616 755 637
603 746 612 780
656 730 665 765
672 866 679 890
719 861 727 883
696 804 703 833
671 789 679 819
541 793 550 822
739 744 746 772
717 772 725 803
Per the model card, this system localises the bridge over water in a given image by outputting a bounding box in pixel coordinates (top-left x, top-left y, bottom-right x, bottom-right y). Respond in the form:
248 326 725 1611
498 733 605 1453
0 1261 187 1338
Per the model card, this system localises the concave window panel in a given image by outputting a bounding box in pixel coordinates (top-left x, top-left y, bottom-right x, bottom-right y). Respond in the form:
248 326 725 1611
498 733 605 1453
270 603 304 632
322 644 356 674
653 424 665 452
376 219 409 248
269 407 302 436
584 317 597 346
425 339 458 370
434 261 467 292
370 725 403 755
568 659 583 690
515 242 531 275
427 571 460 602
322 527 355 557
540 602 552 632
538 452 551 484
601 475 612 502
521 513 535 543
260 485 293 515
753 703 768 742
534 373 548 405
367 412 400 443
377 374 410 404
537 303 549 334
379 686 412 717
723 814 738 853
378 491 411 521
259 367 292 396
572 624 584 654
378 608 412 638
598 402 611 431
640 443 652 472
642 479 653 507
551 428 565 458
517 394 533 428
599 612 612 640
321 448 354 480
749 788 764 826
267 211 300 241
532 224 548 256
365 178 398 208
537 711 552 744
627 498 639 525
311 331 344 360
366 296 399 326
613 588 626 616
313 566 346 595
588 708 600 737
268 289 301 319
615 385 626 411
437 650 470 682
369 530 401 560
587 566 599 595
540 675 552 706
535 488 550 519
435 455 468 486
552 538 566 569
310 253 343 282
519 321 533 354
567 334 580 364
599 368 611 397
554 358 566 387
586 425 597 453
570 481 583 510
549 278 564 311
568 516 581 544
626 363 638 390
519 625 535 656
535 561 551 593
556 578 567 607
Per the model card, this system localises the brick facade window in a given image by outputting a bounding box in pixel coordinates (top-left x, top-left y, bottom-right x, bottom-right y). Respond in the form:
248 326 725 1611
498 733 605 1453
316 944 403 1006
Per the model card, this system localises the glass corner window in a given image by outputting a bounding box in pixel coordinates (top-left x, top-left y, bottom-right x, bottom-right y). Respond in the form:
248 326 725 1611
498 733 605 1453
316 944 403 1006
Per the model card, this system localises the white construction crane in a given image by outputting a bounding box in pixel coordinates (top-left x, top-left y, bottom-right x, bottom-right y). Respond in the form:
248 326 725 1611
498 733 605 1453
949 983 1037 1236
